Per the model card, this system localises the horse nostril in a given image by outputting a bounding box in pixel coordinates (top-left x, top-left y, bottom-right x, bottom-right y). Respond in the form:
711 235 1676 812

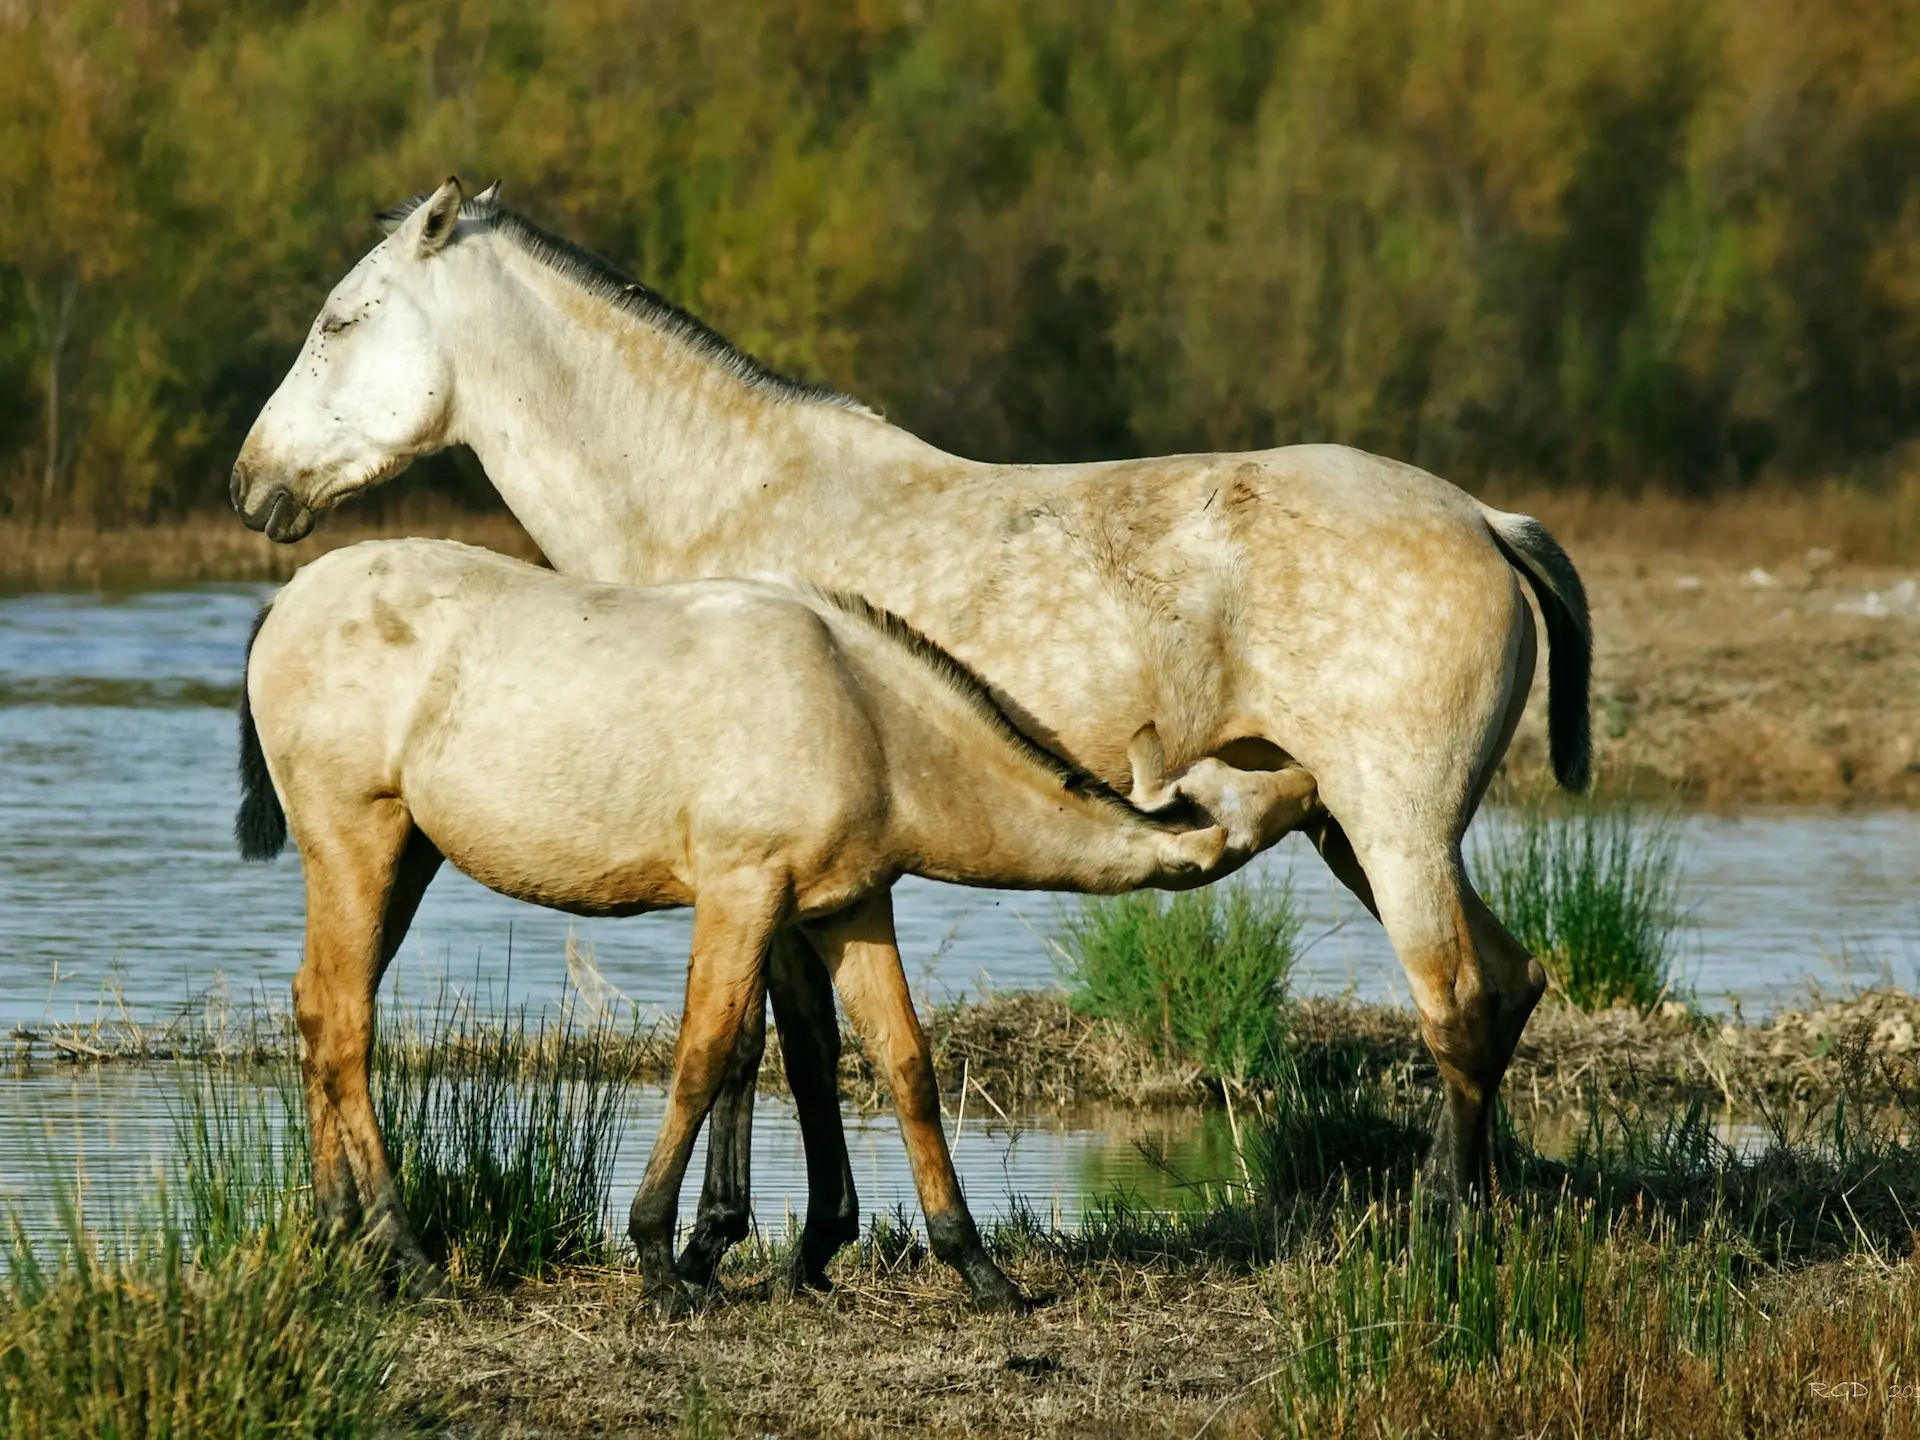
229 465 247 514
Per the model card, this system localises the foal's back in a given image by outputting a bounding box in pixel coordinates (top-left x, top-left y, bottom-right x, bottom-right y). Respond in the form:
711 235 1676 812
251 540 896 916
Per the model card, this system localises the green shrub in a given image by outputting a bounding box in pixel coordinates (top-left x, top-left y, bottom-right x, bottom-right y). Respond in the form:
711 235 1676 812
1473 797 1685 1011
1057 878 1300 1085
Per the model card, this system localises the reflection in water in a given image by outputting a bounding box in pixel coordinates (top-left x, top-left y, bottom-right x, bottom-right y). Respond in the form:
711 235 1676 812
0 1064 1239 1247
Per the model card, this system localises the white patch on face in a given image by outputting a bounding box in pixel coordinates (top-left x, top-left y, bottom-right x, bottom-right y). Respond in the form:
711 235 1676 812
237 236 456 513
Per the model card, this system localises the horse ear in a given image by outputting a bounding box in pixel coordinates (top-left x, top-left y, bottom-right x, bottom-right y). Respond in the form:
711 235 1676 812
411 176 465 256
474 179 502 209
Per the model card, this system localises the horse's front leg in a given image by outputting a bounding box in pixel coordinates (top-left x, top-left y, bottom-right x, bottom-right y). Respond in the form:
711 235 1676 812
677 926 858 1294
627 872 783 1319
803 890 1026 1314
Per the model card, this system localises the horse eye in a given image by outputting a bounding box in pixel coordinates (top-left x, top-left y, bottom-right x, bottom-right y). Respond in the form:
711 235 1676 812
320 315 354 336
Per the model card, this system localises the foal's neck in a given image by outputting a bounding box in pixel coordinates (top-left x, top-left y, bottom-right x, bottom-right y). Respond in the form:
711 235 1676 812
447 247 950 584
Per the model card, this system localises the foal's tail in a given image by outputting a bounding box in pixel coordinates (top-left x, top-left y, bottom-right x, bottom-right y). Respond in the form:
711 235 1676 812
1478 506 1593 792
236 602 289 861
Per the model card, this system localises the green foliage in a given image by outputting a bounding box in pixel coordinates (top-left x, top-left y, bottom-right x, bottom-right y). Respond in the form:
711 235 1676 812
7 1 1920 519
1254 1050 1435 1202
1057 878 1299 1085
1473 797 1685 1011
0 1200 412 1440
374 990 633 1283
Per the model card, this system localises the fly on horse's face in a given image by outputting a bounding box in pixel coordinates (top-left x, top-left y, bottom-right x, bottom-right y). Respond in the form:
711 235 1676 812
231 177 477 542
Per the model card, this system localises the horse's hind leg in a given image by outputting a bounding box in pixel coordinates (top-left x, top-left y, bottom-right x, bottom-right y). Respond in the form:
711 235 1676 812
628 871 784 1319
766 928 860 1291
1347 828 1544 1201
804 890 1026 1314
294 807 443 1289
303 825 443 1242
675 974 767 1291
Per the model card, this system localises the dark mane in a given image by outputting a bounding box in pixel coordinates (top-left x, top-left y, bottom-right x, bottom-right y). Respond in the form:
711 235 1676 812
810 586 1153 824
377 190 865 411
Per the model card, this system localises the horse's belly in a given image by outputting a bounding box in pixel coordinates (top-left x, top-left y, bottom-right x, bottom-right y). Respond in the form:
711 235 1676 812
409 768 693 916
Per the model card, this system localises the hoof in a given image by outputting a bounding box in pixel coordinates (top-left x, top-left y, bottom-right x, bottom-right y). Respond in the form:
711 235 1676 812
972 1285 1032 1316
673 1248 721 1293
395 1260 454 1304
643 1279 701 1322
777 1251 834 1299
968 1271 1032 1316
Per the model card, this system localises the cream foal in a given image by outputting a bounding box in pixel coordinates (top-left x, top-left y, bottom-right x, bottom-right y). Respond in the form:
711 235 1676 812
239 539 1225 1314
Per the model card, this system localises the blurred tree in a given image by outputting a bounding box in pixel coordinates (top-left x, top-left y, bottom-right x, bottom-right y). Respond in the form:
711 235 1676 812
3 0 1920 519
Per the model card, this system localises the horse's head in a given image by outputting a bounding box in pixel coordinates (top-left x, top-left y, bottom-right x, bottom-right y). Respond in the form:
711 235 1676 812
233 176 489 541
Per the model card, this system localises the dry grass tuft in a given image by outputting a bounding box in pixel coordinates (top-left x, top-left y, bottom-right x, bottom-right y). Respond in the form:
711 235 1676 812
1502 475 1920 568
0 509 542 590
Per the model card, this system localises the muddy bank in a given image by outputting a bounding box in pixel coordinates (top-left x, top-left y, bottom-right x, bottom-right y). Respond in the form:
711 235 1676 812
894 989 1920 1113
0 513 541 590
1498 543 1920 805
405 1257 1284 1438
399 1243 1914 1439
18 986 1917 1113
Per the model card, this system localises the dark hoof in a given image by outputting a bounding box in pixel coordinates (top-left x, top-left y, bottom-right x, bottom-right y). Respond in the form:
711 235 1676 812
642 1279 702 1323
395 1260 455 1304
968 1273 1032 1315
673 1248 722 1292
776 1251 834 1299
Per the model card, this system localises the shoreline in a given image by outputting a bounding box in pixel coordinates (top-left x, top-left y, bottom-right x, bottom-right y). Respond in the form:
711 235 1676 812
2 499 1916 807
12 985 1916 1113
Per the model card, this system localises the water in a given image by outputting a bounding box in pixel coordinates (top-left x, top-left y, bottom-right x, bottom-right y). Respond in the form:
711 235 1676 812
0 584 1915 1237
0 1064 1240 1246
0 585 1912 1034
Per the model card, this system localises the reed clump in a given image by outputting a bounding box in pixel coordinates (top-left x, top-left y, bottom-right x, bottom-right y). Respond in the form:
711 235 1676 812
373 989 635 1284
1056 878 1301 1086
0 1201 414 1440
1474 795 1686 1011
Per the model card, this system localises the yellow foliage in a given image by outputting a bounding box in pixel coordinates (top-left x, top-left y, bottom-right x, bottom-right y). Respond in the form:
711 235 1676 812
3 0 1920 518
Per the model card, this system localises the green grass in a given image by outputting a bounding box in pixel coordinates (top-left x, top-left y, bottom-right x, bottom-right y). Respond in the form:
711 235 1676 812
1473 795 1686 1011
373 985 635 1284
0 979 638 1438
0 1218 413 1440
2 1101 415 1440
1254 1049 1436 1205
988 1056 1920 1435
1056 878 1301 1085
173 1059 310 1253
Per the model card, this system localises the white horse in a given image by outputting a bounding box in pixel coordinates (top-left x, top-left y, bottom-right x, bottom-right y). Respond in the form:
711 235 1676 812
231 176 1589 1245
239 538 1226 1313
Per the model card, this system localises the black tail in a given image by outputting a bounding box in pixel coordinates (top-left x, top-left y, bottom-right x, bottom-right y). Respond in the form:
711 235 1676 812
1481 508 1593 792
236 602 288 860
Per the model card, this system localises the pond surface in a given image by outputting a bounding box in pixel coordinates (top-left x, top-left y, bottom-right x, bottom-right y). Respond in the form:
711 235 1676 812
0 585 1912 1037
0 584 1913 1241
0 1063 1242 1246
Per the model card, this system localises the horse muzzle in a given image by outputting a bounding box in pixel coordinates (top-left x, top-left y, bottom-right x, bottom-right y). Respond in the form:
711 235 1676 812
234 478 316 544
